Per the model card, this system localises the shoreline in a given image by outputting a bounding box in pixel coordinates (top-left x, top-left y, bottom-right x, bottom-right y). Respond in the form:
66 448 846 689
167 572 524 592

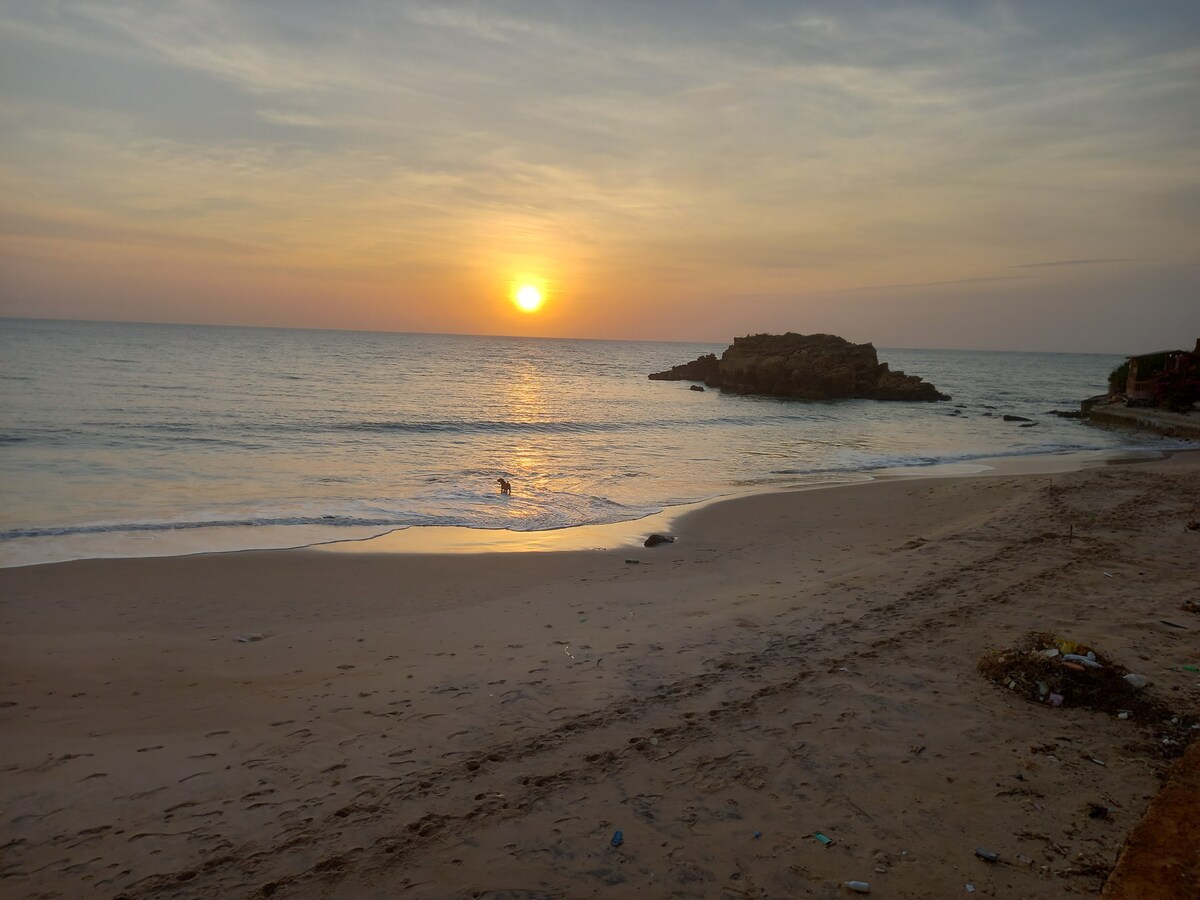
2 451 1197 897
0 446 1185 570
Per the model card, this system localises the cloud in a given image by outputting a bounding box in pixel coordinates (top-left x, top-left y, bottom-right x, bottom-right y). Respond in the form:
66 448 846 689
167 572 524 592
1008 258 1148 269
842 274 1030 293
1 2 1197 348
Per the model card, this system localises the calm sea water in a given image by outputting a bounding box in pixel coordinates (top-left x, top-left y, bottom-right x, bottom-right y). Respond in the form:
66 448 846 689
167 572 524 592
0 318 1187 565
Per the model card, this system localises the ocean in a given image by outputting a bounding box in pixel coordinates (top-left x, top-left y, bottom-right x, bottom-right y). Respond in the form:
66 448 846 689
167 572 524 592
0 318 1188 566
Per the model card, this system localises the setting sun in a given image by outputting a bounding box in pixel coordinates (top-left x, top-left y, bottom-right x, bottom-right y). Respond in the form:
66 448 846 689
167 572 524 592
513 284 544 313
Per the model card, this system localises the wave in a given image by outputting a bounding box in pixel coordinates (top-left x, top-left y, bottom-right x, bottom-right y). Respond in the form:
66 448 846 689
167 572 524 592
0 515 411 541
329 410 834 436
0 491 663 543
765 439 1194 478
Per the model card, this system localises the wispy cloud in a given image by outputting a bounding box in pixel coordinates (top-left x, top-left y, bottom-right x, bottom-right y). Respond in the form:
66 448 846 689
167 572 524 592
843 274 1031 293
1009 258 1148 269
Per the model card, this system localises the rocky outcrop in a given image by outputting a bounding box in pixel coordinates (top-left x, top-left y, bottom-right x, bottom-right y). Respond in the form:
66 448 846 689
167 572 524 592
648 353 719 384
649 333 949 402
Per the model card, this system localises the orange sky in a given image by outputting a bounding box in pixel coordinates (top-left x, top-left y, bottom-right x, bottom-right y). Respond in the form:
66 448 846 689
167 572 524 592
1 2 1197 351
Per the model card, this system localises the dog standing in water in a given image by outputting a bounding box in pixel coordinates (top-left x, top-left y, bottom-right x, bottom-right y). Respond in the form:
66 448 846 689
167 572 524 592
496 477 512 495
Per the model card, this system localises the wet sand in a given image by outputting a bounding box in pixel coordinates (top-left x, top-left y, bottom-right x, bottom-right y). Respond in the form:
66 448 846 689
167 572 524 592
2 453 1198 898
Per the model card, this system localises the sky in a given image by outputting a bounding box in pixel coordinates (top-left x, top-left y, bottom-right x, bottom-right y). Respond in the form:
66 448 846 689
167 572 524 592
1 1 1197 352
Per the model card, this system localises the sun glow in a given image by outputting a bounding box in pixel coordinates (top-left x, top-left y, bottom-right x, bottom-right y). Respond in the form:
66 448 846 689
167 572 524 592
513 283 544 313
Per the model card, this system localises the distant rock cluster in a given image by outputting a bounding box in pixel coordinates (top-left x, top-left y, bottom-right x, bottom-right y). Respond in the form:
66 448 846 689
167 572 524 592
650 332 949 402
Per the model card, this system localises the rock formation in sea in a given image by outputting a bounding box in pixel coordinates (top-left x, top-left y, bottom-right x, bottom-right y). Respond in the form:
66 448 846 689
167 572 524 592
649 332 950 402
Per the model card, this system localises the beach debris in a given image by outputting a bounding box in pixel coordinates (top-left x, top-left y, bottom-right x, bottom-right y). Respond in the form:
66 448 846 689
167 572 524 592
610 830 624 848
977 632 1169 718
1181 600 1200 614
1003 414 1033 422
1088 804 1110 820
1103 572 1114 578
625 559 640 564
844 881 871 893
813 831 835 846
1159 619 1188 629
974 847 999 863
643 533 675 547
689 384 705 391
966 885 976 894
753 831 762 839
1186 519 1199 531
1182 665 1198 673
235 633 265 643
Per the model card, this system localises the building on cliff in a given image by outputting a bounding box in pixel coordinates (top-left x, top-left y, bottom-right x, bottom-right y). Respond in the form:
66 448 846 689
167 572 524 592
1124 347 1193 405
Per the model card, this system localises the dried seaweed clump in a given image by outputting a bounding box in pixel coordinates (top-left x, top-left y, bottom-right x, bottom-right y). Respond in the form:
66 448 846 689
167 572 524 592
977 631 1167 720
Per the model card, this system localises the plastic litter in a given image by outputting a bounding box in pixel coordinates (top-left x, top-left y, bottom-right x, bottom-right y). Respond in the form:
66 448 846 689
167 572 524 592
1048 693 1064 707
813 832 834 846
753 831 762 839
844 882 871 894
1182 665 1198 673
1123 673 1148 689
975 847 999 862
235 633 265 643
624 559 640 564
1063 653 1102 669
611 830 624 847
966 885 976 894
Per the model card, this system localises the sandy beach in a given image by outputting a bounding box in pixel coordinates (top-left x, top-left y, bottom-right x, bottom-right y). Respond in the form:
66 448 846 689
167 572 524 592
2 453 1198 899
